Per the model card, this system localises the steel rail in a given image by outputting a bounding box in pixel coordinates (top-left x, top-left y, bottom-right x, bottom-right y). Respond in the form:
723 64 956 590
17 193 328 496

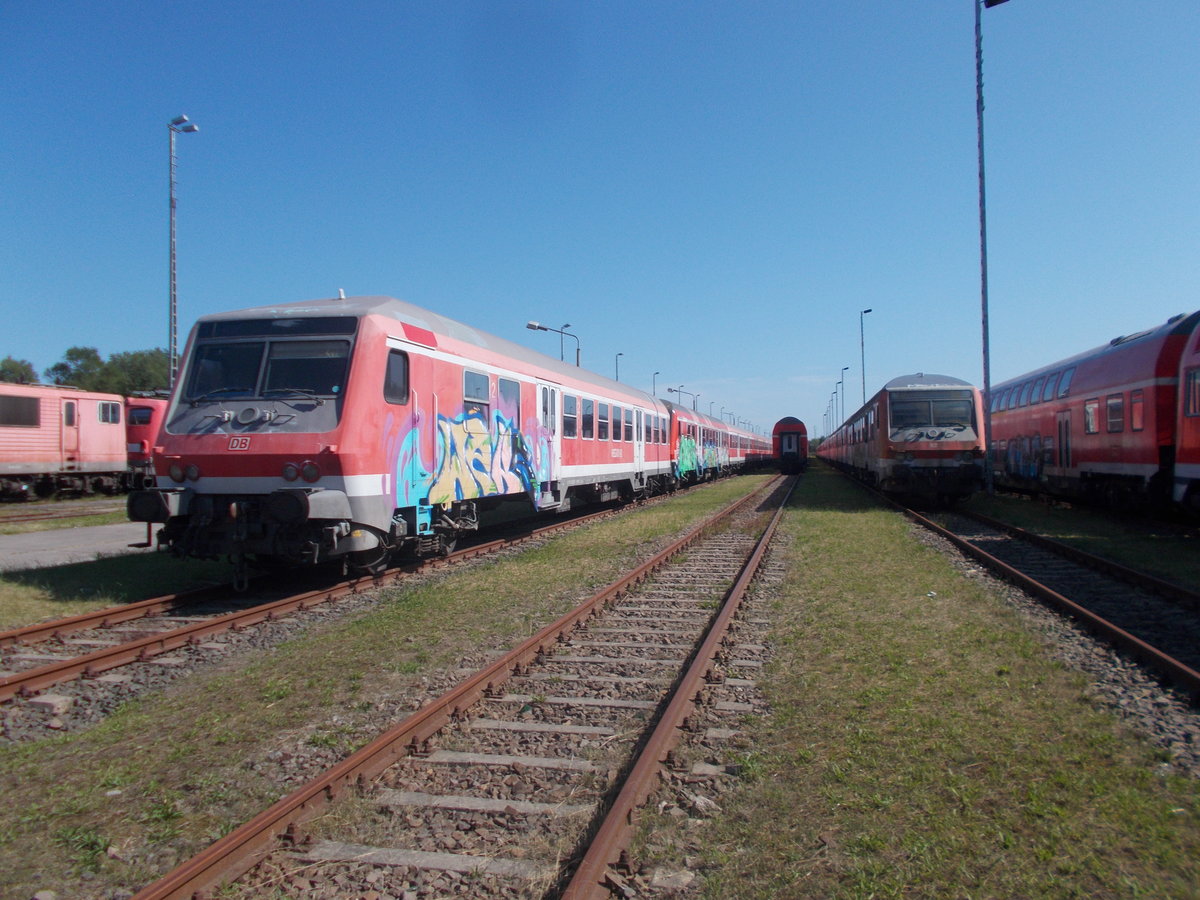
0 500 638 694
958 509 1200 610
562 475 795 898
902 505 1200 698
128 476 782 900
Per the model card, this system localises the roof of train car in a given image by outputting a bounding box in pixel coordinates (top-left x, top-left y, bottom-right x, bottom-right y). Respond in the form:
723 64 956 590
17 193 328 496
882 374 973 390
191 295 765 442
992 310 1200 392
194 294 656 406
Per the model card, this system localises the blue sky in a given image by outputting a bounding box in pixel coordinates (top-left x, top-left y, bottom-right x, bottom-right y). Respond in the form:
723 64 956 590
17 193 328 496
2 1 1197 437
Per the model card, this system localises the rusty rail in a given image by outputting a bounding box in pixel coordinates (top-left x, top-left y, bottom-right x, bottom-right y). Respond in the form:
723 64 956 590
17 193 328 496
562 475 795 898
128 477 781 900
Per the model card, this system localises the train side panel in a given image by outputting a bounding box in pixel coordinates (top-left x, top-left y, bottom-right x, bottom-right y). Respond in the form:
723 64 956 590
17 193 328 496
0 383 127 498
990 311 1200 507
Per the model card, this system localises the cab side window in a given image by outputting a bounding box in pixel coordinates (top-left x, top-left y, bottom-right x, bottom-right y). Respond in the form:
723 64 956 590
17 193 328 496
384 350 409 404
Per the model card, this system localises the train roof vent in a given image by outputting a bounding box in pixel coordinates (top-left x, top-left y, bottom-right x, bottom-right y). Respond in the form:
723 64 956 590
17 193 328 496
1110 329 1153 347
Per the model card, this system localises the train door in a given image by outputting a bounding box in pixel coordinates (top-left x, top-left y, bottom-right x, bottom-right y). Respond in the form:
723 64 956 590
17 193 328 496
61 399 79 468
1056 411 1072 469
538 383 561 505
634 409 645 487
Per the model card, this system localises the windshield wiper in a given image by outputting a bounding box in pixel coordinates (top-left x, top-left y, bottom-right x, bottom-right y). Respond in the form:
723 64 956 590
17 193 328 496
263 387 326 405
189 387 254 407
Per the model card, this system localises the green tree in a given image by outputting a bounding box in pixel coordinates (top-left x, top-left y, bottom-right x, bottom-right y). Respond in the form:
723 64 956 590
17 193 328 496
96 349 169 394
44 346 104 389
0 356 38 383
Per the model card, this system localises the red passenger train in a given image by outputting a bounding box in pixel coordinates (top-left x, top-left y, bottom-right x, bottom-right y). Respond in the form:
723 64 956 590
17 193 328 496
990 310 1200 511
818 374 986 502
128 295 769 577
771 417 808 474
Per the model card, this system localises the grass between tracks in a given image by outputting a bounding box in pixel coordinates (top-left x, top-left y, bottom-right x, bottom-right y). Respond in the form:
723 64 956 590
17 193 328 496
641 462 1200 899
0 476 771 900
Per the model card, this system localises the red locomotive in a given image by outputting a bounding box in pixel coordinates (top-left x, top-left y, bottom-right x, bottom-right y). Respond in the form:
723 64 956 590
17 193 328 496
990 310 1200 511
128 295 769 577
818 374 985 502
125 395 169 490
0 382 128 499
771 417 808 474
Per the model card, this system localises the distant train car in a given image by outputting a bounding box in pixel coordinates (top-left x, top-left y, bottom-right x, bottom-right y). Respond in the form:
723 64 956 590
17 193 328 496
990 310 1200 511
0 382 127 499
124 395 169 490
772 417 808 474
128 295 769 578
818 374 985 502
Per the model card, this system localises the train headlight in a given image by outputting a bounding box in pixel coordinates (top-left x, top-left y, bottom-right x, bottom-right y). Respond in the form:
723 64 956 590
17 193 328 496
185 464 201 481
282 463 300 482
169 464 186 483
301 461 321 483
960 451 974 463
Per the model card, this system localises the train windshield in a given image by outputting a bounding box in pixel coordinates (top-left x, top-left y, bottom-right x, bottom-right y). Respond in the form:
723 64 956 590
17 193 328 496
184 339 352 402
889 390 976 429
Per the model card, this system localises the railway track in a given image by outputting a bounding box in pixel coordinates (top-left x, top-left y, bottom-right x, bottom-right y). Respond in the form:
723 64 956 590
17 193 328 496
0 498 659 739
912 507 1200 698
127 475 793 900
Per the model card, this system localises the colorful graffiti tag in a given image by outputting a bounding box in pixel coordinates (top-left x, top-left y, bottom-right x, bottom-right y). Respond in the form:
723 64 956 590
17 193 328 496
394 406 543 508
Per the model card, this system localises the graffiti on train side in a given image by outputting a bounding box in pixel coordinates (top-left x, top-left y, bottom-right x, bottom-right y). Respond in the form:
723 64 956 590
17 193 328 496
393 407 545 506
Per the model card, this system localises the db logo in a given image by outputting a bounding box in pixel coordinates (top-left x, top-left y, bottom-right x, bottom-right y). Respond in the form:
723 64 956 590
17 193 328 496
228 436 252 451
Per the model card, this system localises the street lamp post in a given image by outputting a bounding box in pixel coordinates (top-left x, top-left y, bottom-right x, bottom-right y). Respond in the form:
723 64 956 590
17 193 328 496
652 371 660 396
977 0 1010 495
168 114 199 390
668 386 698 411
860 308 873 404
839 366 849 422
615 352 623 381
526 321 580 366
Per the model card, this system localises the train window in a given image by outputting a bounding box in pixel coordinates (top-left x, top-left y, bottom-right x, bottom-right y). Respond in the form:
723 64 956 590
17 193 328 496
0 395 39 427
582 399 595 439
612 406 622 442
264 340 350 397
1186 370 1200 417
464 371 490 428
498 378 520 422
1042 373 1059 403
98 401 122 424
1106 394 1124 433
540 387 556 435
1057 367 1075 398
598 404 610 440
64 402 76 427
1130 390 1144 431
187 342 263 400
128 406 155 426
384 350 409 405
1084 399 1100 434
563 395 578 437
1018 382 1033 407
1030 378 1045 405
624 409 634 442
